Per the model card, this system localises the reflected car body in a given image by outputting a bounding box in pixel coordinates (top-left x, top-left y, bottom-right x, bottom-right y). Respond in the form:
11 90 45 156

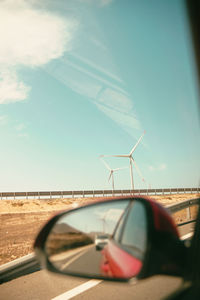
100 196 180 278
101 240 142 278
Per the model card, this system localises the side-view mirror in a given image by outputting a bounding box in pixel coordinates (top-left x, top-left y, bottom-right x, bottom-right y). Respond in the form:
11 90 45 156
34 196 187 282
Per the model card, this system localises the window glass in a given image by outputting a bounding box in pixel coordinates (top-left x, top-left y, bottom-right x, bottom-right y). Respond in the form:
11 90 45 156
121 201 147 255
113 207 129 242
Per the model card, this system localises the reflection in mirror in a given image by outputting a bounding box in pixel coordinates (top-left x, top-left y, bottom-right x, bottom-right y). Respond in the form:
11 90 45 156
45 199 148 279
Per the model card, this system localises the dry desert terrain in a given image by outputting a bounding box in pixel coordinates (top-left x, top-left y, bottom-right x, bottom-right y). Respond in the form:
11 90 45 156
0 194 199 265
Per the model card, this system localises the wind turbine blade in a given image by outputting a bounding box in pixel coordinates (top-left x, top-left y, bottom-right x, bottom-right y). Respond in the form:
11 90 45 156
132 158 145 182
100 158 111 170
113 167 128 171
130 130 146 155
108 172 112 182
99 155 112 158
111 155 129 158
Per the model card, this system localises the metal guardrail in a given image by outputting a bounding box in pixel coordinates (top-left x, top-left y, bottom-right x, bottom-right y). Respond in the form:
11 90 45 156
0 197 199 284
166 197 200 213
167 197 200 228
0 187 199 200
0 253 40 284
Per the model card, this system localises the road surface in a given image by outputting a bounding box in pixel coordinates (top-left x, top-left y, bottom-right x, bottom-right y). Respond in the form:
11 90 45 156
0 223 193 300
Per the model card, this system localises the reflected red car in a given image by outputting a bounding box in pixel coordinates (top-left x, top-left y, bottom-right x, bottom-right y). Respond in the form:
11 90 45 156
100 197 180 279
101 240 142 278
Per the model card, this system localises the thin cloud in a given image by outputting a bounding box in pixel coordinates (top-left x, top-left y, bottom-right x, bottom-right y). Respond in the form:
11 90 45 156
159 163 167 170
71 52 123 84
148 164 167 172
15 121 29 138
39 0 141 138
45 54 141 138
96 103 141 136
79 0 113 6
15 123 26 131
0 70 30 104
0 0 77 103
96 86 140 136
98 88 132 113
59 56 127 95
0 115 8 125
17 133 29 138
100 0 113 6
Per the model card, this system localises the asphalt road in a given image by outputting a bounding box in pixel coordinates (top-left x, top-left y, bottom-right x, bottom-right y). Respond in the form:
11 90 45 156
0 223 194 300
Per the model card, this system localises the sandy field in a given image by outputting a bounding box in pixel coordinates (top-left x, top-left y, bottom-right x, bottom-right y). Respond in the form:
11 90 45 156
0 194 199 265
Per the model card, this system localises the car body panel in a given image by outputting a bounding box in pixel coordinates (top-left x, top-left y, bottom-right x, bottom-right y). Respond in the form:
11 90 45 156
101 240 142 278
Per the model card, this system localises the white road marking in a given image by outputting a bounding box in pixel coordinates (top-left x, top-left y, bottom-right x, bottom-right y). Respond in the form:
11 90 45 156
60 247 91 271
52 230 194 300
50 244 93 263
51 279 102 300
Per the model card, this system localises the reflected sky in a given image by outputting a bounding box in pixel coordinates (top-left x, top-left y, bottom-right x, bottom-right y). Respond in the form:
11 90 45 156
57 200 130 235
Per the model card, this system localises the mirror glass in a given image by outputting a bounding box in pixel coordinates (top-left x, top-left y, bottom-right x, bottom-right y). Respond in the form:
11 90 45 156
45 199 148 280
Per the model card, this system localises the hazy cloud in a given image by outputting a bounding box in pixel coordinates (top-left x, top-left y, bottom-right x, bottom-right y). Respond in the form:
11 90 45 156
96 102 141 134
17 133 29 138
15 123 26 131
45 54 141 138
79 0 113 6
148 164 167 172
0 70 30 104
98 88 132 113
0 0 77 103
100 0 113 6
0 115 8 125
71 53 123 84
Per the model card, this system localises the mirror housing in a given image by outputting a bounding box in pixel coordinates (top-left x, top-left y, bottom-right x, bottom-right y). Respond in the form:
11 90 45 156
34 196 187 282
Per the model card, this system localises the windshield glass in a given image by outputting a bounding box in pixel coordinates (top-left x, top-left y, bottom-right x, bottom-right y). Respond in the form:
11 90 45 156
0 0 199 191
0 0 199 288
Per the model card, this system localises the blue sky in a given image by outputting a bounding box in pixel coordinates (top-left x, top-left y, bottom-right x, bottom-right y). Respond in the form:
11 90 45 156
0 0 199 192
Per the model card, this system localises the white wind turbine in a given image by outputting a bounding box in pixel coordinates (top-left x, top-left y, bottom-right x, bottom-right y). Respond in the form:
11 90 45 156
100 157 127 191
101 131 146 191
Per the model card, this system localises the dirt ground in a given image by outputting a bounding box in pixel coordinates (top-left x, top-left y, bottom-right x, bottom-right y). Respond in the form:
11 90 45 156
0 194 199 265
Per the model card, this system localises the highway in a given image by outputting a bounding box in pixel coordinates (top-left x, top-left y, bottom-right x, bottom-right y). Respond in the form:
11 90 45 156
0 222 194 300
